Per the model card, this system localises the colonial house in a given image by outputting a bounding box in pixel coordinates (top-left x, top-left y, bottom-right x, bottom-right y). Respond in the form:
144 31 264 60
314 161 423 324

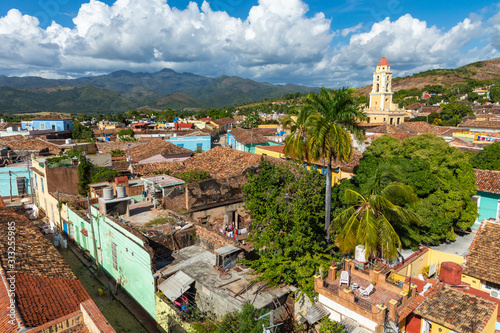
474 170 500 228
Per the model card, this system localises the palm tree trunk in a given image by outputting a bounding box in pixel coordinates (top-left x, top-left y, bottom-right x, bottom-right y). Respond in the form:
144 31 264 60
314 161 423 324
325 162 332 244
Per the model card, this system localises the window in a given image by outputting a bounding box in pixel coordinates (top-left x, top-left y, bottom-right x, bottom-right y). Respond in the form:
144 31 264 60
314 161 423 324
51 123 56 130
34 174 37 188
196 143 203 151
111 242 118 270
40 123 45 130
41 178 44 193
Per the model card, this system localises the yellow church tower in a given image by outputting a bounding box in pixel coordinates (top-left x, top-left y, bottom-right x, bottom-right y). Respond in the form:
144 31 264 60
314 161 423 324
364 57 406 125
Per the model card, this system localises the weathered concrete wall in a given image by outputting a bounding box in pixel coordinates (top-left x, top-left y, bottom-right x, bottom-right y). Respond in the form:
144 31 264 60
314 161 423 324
194 224 240 253
195 282 242 318
46 165 79 194
146 227 196 253
186 175 246 212
162 185 186 212
189 202 243 224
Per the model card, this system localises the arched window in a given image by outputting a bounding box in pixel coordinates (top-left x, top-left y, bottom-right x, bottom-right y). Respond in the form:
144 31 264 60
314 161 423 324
376 76 380 81
376 83 379 92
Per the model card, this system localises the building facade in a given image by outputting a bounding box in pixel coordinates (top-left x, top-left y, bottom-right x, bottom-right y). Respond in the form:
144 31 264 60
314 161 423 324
30 115 73 131
364 57 407 125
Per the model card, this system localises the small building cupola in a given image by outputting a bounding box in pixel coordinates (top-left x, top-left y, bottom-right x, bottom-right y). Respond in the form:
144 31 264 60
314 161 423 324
377 57 389 66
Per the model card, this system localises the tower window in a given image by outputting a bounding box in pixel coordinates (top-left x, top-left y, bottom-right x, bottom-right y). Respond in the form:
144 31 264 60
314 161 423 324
376 83 379 92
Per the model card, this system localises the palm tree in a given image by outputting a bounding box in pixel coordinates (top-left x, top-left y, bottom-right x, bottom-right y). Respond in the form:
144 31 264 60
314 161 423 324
282 106 317 162
332 166 420 260
304 87 366 243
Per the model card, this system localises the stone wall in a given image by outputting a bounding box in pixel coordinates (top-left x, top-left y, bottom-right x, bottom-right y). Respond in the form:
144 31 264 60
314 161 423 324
194 223 240 253
186 175 246 212
145 226 196 255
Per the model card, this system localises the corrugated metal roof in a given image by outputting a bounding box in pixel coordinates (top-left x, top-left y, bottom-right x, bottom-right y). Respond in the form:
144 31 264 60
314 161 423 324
158 271 194 302
214 245 240 256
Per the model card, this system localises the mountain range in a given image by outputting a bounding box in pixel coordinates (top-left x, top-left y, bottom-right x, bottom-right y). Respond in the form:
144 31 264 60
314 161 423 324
0 69 320 114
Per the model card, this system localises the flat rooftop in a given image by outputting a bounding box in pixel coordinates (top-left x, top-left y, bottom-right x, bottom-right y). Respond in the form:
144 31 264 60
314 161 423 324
141 174 184 187
159 245 290 309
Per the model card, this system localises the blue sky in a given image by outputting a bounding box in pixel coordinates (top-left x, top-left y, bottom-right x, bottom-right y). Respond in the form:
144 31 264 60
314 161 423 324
0 0 499 87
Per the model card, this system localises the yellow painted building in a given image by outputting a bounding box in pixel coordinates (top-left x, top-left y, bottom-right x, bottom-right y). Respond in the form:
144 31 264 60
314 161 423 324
254 145 345 185
31 157 69 231
364 57 407 125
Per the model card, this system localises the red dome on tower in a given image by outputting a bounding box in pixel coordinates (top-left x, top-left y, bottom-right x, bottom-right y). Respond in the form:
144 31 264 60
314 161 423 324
377 57 389 66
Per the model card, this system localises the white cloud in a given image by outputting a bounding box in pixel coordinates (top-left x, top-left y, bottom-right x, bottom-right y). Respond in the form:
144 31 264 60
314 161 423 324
0 1 498 88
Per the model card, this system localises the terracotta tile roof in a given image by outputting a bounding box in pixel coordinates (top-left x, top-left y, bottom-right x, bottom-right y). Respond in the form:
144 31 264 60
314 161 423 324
414 287 496 333
0 135 25 142
252 128 277 136
0 269 23 332
14 273 90 328
397 121 437 134
404 103 424 110
229 128 269 145
434 126 463 136
420 106 442 113
0 208 76 279
368 123 412 135
0 122 21 130
459 119 500 129
129 138 191 162
133 147 261 178
463 220 500 284
32 114 72 120
257 145 285 154
474 169 500 195
212 117 234 126
111 157 130 173
4 138 62 155
0 208 92 329
95 141 143 154
398 295 425 320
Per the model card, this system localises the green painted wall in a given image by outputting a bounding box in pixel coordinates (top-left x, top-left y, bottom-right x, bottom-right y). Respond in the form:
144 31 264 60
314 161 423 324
244 140 281 154
67 204 156 320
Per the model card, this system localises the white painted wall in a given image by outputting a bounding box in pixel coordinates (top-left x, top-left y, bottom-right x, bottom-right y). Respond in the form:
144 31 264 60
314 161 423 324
318 294 378 332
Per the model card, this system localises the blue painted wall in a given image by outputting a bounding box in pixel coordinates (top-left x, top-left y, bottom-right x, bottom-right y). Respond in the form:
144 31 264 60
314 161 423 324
0 165 32 197
168 135 211 152
228 133 280 153
477 191 499 224
32 119 73 131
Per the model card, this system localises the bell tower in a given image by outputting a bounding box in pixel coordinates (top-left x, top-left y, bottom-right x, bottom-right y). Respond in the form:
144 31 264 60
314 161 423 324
369 57 393 111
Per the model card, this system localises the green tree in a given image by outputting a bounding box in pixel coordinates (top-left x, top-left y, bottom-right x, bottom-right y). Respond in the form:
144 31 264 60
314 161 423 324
470 142 500 170
242 160 334 298
240 113 262 128
111 149 125 157
319 317 347 333
333 165 420 260
285 87 366 243
72 122 95 142
90 168 120 184
490 85 500 103
353 135 477 247
77 154 93 196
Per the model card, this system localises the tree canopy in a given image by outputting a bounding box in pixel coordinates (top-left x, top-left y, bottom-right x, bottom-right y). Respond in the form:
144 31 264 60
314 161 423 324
352 135 477 247
72 121 95 142
470 142 500 170
242 160 335 298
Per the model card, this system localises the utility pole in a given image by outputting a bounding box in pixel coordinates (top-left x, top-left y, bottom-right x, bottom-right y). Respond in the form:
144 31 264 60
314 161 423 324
57 190 62 230
87 196 100 275
27 154 34 204
9 170 12 202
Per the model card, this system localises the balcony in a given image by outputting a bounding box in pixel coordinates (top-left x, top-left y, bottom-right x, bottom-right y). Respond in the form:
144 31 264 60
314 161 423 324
315 259 419 327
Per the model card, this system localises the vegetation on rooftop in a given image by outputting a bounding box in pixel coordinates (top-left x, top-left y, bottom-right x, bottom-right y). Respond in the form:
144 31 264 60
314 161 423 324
174 170 211 184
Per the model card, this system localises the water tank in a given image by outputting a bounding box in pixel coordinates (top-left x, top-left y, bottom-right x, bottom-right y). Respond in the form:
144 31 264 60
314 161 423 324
102 187 114 200
116 185 126 198
355 245 367 263
65 138 72 144
439 262 462 285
